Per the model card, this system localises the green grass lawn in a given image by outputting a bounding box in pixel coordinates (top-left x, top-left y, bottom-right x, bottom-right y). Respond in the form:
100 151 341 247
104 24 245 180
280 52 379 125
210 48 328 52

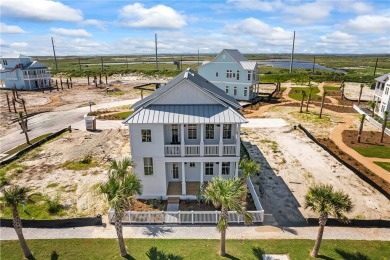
109 111 134 120
288 87 321 101
353 145 390 159
1 239 389 260
323 85 340 91
3 133 52 157
374 162 390 172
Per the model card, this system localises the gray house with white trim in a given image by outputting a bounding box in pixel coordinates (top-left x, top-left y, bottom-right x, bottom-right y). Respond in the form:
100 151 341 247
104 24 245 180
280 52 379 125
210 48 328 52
373 73 390 119
198 49 259 101
124 68 247 199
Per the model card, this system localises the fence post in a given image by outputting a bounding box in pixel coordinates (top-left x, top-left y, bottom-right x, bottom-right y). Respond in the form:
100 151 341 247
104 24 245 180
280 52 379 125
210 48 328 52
178 211 181 224
191 210 194 224
148 211 151 224
128 212 131 224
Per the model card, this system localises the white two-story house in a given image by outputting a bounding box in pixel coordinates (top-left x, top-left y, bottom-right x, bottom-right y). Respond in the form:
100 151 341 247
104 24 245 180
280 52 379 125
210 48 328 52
124 68 248 199
198 49 259 101
373 73 390 119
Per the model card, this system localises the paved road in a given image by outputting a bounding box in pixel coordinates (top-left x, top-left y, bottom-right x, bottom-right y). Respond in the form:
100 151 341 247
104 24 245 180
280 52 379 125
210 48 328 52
0 98 140 154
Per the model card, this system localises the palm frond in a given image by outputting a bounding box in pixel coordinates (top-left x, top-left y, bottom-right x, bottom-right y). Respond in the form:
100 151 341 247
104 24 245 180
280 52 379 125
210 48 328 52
1 186 29 208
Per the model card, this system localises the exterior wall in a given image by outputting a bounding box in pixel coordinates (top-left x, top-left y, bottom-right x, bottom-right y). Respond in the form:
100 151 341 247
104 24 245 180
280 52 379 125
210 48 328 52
373 78 390 119
133 157 167 198
153 81 220 105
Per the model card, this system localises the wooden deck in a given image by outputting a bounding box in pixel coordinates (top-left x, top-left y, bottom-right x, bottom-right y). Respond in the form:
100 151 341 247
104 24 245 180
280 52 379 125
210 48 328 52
167 182 201 196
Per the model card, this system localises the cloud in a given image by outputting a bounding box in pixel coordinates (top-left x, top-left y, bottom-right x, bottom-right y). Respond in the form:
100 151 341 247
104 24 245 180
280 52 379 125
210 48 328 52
320 31 356 44
0 23 25 34
0 0 83 21
226 0 282 12
344 15 390 34
10 42 28 48
81 19 107 30
282 1 333 25
51 28 92 37
338 1 373 14
119 3 186 29
0 38 8 47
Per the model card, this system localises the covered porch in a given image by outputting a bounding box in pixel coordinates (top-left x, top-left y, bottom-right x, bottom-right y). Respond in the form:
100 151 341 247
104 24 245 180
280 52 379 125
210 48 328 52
167 182 201 196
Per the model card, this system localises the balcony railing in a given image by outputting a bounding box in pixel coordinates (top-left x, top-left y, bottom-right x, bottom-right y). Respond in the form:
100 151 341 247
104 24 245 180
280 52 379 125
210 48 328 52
164 144 236 157
185 145 200 156
165 145 181 156
223 145 236 155
204 145 219 156
24 74 51 79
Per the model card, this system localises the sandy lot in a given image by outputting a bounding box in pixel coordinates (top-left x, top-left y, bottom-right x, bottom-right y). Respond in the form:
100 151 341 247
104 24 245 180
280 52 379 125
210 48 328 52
242 126 390 226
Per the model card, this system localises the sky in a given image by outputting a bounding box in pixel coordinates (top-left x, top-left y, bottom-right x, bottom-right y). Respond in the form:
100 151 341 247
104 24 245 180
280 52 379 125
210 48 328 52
0 0 389 56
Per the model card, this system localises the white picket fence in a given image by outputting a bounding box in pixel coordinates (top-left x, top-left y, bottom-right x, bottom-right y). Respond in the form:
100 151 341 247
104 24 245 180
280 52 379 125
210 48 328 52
108 178 264 224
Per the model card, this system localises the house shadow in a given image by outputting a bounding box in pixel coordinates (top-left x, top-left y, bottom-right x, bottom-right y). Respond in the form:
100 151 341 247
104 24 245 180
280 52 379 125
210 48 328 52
142 225 173 238
146 246 183 260
242 140 307 227
335 249 370 260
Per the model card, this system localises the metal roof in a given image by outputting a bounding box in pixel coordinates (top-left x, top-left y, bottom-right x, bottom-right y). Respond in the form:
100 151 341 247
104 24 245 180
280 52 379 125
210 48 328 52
124 104 248 124
132 68 241 111
223 49 248 63
22 61 48 70
375 73 390 83
0 54 30 59
240 61 257 70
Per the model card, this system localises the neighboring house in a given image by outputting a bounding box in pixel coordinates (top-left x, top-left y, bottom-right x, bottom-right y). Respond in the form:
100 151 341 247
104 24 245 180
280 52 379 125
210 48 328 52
373 73 390 119
0 54 51 90
198 49 259 101
124 68 248 199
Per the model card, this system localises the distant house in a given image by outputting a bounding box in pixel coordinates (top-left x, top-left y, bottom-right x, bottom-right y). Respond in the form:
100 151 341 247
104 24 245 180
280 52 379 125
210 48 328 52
124 68 247 199
198 49 259 101
373 73 390 119
0 54 51 90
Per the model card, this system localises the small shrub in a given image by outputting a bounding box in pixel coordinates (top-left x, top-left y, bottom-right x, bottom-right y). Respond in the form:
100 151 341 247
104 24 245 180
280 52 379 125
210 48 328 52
46 195 62 214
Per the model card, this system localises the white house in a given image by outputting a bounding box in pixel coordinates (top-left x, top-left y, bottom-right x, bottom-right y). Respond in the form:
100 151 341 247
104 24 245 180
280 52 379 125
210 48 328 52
0 54 51 89
373 73 390 119
124 68 248 199
198 49 259 101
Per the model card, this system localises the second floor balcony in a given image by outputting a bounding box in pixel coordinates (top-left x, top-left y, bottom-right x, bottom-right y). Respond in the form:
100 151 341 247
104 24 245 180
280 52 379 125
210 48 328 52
24 73 51 79
164 143 237 157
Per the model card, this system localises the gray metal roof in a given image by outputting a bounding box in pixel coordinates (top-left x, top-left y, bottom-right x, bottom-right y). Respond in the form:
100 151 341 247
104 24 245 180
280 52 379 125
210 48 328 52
132 68 241 111
124 104 248 124
375 73 390 83
22 61 48 70
223 49 248 63
240 61 257 70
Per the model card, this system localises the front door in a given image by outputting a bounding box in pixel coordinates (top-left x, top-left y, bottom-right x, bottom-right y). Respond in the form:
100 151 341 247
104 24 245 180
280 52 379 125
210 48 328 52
172 163 179 179
171 124 179 144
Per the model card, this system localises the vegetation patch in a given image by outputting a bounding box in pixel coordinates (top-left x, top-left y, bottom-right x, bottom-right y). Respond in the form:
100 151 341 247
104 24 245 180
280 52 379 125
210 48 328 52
354 146 390 159
342 130 390 159
374 162 390 172
3 133 52 158
288 87 321 101
289 111 331 125
1 239 389 259
62 154 98 171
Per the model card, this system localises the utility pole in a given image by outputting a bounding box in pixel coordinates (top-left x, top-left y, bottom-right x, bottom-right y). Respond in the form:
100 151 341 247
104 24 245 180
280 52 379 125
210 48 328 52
374 57 379 76
51 37 58 71
289 31 295 73
312 56 316 73
155 34 158 70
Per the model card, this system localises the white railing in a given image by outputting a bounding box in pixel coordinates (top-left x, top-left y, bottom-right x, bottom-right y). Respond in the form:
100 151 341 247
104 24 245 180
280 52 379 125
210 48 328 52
24 74 51 79
223 145 236 155
204 145 219 156
185 145 200 156
108 209 264 224
353 105 390 136
247 177 264 212
164 145 181 156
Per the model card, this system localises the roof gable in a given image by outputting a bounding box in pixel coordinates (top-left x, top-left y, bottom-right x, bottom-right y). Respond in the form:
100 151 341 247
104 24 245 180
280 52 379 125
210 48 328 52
213 49 248 63
375 73 390 83
22 61 48 70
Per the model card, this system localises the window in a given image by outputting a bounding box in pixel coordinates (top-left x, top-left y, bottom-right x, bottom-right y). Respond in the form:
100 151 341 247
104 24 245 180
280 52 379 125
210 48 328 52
144 158 153 175
222 162 230 175
385 87 389 95
205 124 214 139
237 70 240 80
223 124 232 139
244 87 248 97
189 162 195 167
234 86 237 96
216 72 219 77
381 103 386 112
172 163 179 179
247 71 251 81
226 70 229 78
225 86 229 94
233 73 235 78
141 129 151 142
2 59 7 65
205 163 213 175
188 124 197 139
226 70 233 78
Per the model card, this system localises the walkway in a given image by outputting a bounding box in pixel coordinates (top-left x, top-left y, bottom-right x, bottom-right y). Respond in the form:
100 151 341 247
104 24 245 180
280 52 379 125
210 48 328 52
1 225 389 241
317 82 339 105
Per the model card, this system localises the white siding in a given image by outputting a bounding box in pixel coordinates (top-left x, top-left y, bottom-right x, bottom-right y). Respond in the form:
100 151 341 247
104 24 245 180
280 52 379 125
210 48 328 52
133 157 167 197
129 123 165 157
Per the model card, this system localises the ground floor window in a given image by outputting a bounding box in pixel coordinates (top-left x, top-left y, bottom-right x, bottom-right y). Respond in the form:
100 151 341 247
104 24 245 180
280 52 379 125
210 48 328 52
234 86 237 96
144 157 153 175
172 163 179 179
222 162 230 175
189 162 195 167
205 162 213 175
244 87 248 97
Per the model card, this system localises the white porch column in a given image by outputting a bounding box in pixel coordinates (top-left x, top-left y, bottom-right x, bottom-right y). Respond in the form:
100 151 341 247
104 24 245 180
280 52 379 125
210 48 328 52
200 162 204 188
218 162 222 177
236 124 241 156
219 124 223 156
181 124 185 157
200 124 204 156
235 162 239 177
182 162 186 195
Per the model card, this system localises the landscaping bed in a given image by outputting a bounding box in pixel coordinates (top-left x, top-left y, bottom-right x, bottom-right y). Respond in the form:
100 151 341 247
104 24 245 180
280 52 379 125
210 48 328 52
342 130 390 159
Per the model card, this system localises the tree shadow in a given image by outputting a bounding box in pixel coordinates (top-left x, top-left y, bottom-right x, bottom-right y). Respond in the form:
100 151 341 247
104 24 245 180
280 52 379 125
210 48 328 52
146 246 183 260
224 253 240 260
317 255 336 260
26 255 36 260
252 247 265 260
279 226 298 235
51 251 59 260
335 249 370 260
142 225 173 238
123 254 136 260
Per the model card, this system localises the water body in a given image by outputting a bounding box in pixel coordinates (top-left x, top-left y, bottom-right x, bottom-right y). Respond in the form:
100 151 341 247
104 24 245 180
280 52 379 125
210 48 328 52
84 61 199 66
257 59 345 73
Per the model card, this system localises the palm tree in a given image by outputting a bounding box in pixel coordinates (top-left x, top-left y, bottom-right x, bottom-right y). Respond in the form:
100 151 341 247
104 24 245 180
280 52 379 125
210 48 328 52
357 114 366 143
381 111 389 143
18 112 31 145
357 84 364 106
300 90 306 113
1 186 32 258
99 158 142 257
340 82 345 100
319 91 327 119
239 158 260 209
306 85 313 112
305 184 353 258
203 177 253 256
367 100 376 117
